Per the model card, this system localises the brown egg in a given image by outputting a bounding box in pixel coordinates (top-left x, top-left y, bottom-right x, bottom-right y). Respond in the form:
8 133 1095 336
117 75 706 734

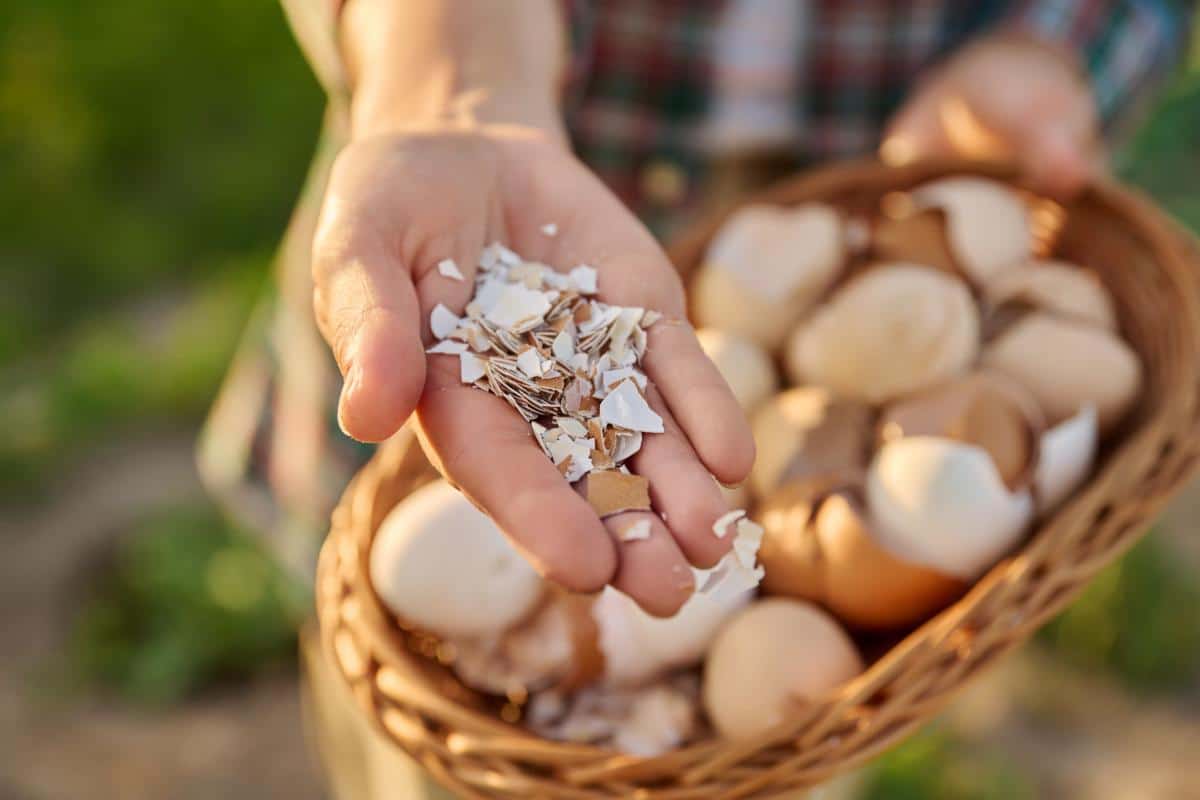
981 312 1142 433
759 482 967 630
703 599 863 739
785 265 980 403
692 204 846 349
696 327 779 414
910 177 1033 285
871 206 960 277
749 387 872 499
984 260 1117 331
878 372 1043 490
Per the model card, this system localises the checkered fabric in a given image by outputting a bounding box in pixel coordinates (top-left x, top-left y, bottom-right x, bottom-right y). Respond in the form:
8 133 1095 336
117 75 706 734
201 0 1190 577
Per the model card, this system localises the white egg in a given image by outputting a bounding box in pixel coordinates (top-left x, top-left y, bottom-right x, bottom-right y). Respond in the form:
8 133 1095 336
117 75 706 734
369 480 543 639
1035 406 1099 514
867 437 1034 580
696 327 779 414
693 204 845 349
703 599 863 739
786 265 979 403
592 583 750 687
911 177 1032 285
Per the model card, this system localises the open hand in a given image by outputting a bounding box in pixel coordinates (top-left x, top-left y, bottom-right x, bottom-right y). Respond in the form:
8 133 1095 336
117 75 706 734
312 125 754 616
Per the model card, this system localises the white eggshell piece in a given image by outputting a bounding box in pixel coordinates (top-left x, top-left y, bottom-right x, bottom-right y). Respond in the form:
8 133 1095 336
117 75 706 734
787 264 979 403
912 177 1032 285
1035 406 1099 514
985 260 1117 331
369 480 543 639
867 437 1034 580
592 583 750 687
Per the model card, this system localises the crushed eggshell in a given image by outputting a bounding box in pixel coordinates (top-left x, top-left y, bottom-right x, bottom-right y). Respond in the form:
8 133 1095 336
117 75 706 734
618 519 653 542
430 304 460 339
585 470 652 517
712 509 748 539
437 258 465 281
697 516 766 603
600 380 664 433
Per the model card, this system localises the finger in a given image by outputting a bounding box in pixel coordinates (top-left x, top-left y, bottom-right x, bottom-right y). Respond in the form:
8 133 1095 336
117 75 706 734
605 512 694 618
631 385 734 569
313 228 426 443
881 88 958 165
641 320 755 485
416 357 617 593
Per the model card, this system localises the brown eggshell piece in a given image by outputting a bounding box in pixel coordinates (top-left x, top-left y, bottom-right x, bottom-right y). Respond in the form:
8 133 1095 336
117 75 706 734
871 207 960 277
813 493 968 630
757 475 859 601
879 372 1043 490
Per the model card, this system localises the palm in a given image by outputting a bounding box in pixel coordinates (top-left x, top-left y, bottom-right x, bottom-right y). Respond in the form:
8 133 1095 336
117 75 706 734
314 128 753 615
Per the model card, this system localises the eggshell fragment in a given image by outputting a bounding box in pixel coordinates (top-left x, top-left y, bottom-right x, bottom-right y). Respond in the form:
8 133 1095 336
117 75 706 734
693 204 845 349
985 260 1117 331
703 599 863 739
696 327 779 414
749 387 872 499
369 480 543 639
592 584 750 687
981 312 1142 433
786 265 979 403
911 177 1033 285
1035 405 1099 514
878 371 1043 490
867 437 1034 580
759 482 967 630
871 206 959 276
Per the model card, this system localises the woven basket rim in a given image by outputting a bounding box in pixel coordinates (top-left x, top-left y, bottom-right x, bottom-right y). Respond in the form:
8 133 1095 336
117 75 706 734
317 157 1200 799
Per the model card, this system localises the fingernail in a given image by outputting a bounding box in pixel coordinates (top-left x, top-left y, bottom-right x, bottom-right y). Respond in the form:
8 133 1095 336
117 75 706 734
336 362 362 437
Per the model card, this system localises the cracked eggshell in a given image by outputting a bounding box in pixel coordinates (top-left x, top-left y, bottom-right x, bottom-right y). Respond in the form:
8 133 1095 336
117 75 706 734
696 327 779 414
759 483 967 630
693 204 845 349
786 265 979 403
985 260 1117 331
878 371 1043 491
703 599 863 739
749 387 872 499
911 177 1033 285
369 480 543 639
591 584 751 688
981 312 1142 433
870 206 960 277
1035 405 1099 514
867 437 1034 581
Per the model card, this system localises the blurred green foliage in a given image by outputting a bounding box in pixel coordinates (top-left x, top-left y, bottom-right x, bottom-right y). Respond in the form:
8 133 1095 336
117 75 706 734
66 505 306 705
858 727 1038 800
1037 534 1200 692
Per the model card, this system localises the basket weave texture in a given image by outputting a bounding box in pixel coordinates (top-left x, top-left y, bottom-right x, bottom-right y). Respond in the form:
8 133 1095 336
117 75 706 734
317 160 1200 799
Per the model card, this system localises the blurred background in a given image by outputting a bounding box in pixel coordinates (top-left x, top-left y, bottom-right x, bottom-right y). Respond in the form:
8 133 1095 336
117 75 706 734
2 3 1199 798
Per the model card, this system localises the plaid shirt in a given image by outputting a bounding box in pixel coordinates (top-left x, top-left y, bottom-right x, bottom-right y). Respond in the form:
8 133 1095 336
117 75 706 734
201 0 1189 577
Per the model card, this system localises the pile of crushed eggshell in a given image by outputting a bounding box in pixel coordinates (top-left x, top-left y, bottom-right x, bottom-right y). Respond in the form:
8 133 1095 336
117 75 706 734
366 177 1143 755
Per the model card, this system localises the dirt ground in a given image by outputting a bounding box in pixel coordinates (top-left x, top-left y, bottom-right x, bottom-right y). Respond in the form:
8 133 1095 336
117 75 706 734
3 434 1198 799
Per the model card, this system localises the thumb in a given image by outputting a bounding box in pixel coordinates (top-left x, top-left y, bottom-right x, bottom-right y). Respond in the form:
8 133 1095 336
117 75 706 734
313 240 427 443
881 88 957 165
1021 122 1096 197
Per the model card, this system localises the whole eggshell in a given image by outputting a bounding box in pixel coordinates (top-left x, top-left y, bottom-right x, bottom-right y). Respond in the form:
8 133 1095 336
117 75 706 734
878 371 1043 490
985 260 1117 331
696 327 779 414
703 599 863 739
911 177 1033 285
981 312 1142 433
786 265 979 403
369 480 543 639
1035 405 1099 514
749 387 872 498
592 583 750 687
867 437 1034 580
693 204 845 349
759 482 966 629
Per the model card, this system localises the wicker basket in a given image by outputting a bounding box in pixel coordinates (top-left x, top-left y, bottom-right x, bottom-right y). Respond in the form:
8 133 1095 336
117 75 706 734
316 159 1200 799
